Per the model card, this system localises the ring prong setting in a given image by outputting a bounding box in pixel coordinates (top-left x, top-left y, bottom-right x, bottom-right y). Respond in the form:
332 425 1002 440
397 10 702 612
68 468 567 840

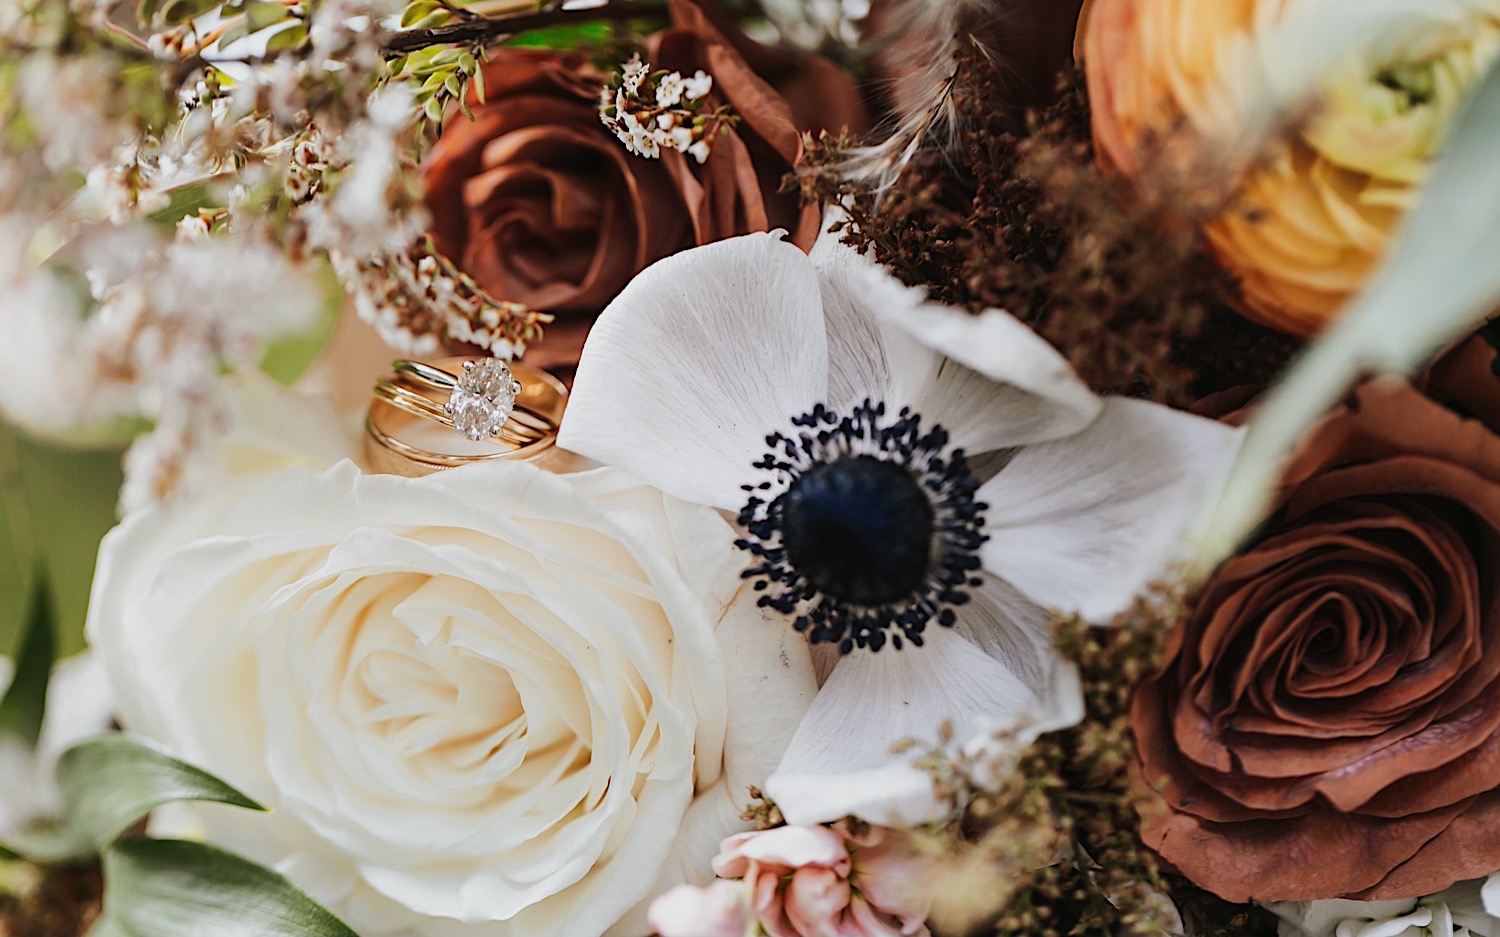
447 358 520 442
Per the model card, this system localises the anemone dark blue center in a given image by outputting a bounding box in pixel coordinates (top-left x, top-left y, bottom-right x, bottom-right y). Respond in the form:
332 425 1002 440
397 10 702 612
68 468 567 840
778 455 934 607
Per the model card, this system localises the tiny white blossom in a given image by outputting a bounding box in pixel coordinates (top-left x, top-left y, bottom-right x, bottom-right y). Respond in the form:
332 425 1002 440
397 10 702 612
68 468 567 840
630 128 661 158
175 215 212 241
621 54 648 93
655 72 685 107
688 140 712 164
682 70 713 101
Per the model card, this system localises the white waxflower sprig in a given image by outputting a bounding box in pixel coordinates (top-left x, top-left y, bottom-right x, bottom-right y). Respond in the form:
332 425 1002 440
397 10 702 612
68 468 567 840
599 54 734 163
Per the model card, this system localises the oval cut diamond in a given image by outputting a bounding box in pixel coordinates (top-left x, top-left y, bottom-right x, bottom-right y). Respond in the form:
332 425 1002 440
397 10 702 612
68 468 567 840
447 359 519 441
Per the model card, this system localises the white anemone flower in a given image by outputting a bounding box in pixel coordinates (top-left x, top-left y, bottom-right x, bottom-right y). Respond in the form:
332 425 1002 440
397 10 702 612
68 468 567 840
558 228 1243 827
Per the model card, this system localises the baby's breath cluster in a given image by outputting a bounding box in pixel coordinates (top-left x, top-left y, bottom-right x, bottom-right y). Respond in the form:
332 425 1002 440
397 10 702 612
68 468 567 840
0 0 565 509
598 54 734 163
337 238 551 358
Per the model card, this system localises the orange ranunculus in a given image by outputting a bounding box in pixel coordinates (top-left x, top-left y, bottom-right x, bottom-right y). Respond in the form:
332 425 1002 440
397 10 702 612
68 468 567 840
1083 0 1500 337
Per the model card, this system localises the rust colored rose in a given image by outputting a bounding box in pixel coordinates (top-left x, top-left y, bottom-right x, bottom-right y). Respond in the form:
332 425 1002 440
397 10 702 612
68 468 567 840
1083 0 1500 337
422 0 867 375
1134 339 1500 903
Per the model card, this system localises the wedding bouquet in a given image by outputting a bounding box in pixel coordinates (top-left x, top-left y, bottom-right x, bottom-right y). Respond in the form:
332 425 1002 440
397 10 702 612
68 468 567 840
3 0 1500 935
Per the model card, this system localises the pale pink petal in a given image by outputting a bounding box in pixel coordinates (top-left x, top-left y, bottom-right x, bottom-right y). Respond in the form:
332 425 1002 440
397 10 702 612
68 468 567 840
724 825 850 874
785 866 852 937
647 881 750 937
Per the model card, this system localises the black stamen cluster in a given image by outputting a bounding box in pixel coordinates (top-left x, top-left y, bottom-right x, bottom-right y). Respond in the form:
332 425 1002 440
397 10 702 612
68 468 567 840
735 400 988 654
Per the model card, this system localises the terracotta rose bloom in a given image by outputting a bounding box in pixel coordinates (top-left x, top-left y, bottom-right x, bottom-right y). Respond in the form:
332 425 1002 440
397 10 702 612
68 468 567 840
1084 0 1500 336
1134 338 1500 903
423 0 866 373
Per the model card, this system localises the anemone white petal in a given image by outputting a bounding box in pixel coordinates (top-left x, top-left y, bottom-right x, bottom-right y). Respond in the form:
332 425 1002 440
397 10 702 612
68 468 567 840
809 226 896 412
952 573 1063 698
979 398 1243 623
765 626 1041 827
560 233 830 511
810 230 1100 455
878 302 1101 454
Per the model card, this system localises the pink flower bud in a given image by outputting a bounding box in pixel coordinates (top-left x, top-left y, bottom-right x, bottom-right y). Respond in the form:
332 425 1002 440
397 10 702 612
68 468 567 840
648 881 750 937
706 822 932 937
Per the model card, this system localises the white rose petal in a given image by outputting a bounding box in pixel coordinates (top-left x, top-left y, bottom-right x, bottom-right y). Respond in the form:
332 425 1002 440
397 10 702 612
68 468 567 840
88 458 815 937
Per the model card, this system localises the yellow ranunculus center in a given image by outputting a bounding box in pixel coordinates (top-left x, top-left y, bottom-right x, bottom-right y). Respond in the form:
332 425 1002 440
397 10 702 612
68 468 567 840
1303 17 1500 185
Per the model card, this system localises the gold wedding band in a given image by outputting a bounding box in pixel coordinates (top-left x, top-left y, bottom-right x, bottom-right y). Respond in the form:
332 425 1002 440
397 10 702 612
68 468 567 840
363 357 568 477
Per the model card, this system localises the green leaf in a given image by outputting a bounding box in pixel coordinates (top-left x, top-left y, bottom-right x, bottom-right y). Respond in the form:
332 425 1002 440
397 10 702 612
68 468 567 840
158 0 221 23
1193 57 1500 574
0 580 56 748
216 16 254 49
258 261 343 385
243 0 289 28
144 180 221 227
263 22 307 53
5 736 263 863
0 423 124 662
102 839 359 937
507 20 620 48
399 0 439 27
61 736 263 849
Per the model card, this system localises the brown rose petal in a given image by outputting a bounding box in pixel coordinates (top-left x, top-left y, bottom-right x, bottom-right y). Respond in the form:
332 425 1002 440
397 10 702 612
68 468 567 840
422 4 868 375
1140 796 1472 903
1135 378 1500 902
1353 792 1500 900
1425 334 1500 429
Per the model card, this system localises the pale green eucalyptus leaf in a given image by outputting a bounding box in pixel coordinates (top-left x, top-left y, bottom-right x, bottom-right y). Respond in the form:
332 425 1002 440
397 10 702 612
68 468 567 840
102 839 359 937
1193 57 1500 575
5 736 263 863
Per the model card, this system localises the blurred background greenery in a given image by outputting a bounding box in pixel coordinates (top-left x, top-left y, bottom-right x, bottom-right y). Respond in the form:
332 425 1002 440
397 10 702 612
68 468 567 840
0 267 342 667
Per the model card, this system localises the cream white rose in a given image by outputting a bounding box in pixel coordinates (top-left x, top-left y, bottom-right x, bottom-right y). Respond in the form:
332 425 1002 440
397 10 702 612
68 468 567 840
86 450 816 937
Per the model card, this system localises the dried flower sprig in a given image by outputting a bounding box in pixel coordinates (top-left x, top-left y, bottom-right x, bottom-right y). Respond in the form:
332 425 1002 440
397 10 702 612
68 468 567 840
598 54 734 163
0 0 687 510
802 61 1301 408
891 583 1282 937
334 236 552 357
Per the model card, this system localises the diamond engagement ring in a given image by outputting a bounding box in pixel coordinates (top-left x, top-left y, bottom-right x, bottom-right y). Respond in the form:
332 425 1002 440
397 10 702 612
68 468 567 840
364 357 568 476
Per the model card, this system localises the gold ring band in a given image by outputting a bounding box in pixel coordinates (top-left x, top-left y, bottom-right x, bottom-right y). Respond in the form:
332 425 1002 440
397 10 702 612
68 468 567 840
363 357 568 477
373 379 548 445
391 360 554 435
